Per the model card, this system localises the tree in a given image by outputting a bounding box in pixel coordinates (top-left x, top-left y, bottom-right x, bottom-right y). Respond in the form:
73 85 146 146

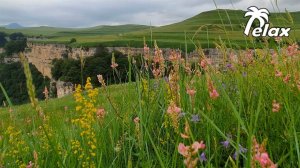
244 6 269 35
4 32 27 56
9 32 26 41
4 40 27 56
70 38 77 43
0 32 7 47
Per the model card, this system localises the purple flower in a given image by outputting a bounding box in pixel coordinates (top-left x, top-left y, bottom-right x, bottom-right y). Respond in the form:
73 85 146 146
199 152 207 162
242 72 247 77
233 145 247 160
220 134 232 148
191 114 200 123
227 63 233 69
238 144 247 153
233 151 238 160
221 140 230 148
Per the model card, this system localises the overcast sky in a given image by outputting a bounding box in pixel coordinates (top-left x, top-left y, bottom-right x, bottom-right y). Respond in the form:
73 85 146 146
0 0 299 28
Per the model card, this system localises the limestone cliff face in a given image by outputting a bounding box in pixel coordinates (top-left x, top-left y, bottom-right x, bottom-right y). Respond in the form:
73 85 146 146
26 43 97 78
24 43 226 79
2 43 228 98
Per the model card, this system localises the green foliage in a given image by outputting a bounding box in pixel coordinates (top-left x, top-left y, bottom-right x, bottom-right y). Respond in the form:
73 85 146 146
9 32 26 41
69 38 76 43
0 32 7 47
4 32 27 56
51 48 136 85
4 40 27 56
0 62 50 104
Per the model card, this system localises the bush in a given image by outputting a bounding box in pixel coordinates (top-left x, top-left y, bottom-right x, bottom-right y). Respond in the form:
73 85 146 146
70 38 77 43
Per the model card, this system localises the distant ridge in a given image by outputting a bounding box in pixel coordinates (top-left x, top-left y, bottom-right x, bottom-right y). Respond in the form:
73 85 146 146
4 23 23 29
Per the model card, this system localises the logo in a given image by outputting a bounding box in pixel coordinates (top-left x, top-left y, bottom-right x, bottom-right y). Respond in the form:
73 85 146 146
244 6 291 37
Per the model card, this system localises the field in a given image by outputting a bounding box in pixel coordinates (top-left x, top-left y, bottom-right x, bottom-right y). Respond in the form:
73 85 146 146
1 7 300 168
1 38 300 167
1 9 300 49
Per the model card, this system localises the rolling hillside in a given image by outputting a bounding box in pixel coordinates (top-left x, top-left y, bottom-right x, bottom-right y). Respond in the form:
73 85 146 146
1 9 300 49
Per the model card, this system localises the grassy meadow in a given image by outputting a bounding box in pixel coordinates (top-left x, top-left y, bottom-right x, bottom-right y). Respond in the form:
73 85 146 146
0 37 300 167
0 6 300 168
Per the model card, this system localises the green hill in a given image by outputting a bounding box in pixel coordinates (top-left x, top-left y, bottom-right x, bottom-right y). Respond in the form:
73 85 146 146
1 9 300 49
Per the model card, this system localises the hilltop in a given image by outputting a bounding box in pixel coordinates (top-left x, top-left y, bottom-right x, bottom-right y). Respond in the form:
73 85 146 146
0 9 300 49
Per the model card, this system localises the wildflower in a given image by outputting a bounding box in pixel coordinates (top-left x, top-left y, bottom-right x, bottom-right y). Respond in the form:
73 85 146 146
221 134 232 148
191 141 206 154
239 144 248 153
143 44 150 60
271 52 278 65
64 106 68 111
43 86 49 100
111 53 118 69
133 117 140 124
221 140 230 148
199 152 207 162
226 63 233 69
186 88 196 97
97 74 106 86
26 161 34 168
180 121 190 139
283 74 291 83
208 79 219 100
181 133 190 139
272 100 280 112
96 108 106 119
252 137 277 168
178 143 189 157
275 70 282 77
169 50 181 62
167 102 181 114
287 43 299 57
209 89 219 99
233 145 247 160
111 62 118 69
152 69 161 78
274 36 282 43
178 141 206 168
191 114 200 123
199 58 211 69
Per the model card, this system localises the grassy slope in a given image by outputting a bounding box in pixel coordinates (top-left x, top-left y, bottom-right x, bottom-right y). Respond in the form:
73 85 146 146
1 9 300 49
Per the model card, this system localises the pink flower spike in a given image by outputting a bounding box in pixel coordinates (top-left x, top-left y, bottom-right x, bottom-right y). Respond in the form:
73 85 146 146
283 74 291 83
178 143 189 157
26 161 34 168
111 62 118 69
209 89 219 99
186 88 196 97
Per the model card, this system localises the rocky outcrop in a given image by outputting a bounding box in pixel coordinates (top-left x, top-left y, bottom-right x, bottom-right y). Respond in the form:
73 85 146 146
25 43 97 78
24 43 226 79
2 43 228 98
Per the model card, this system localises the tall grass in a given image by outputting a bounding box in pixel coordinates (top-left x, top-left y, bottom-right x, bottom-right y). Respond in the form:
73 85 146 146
0 4 300 168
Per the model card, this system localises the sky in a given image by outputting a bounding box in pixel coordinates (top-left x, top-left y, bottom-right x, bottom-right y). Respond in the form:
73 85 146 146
0 0 299 28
